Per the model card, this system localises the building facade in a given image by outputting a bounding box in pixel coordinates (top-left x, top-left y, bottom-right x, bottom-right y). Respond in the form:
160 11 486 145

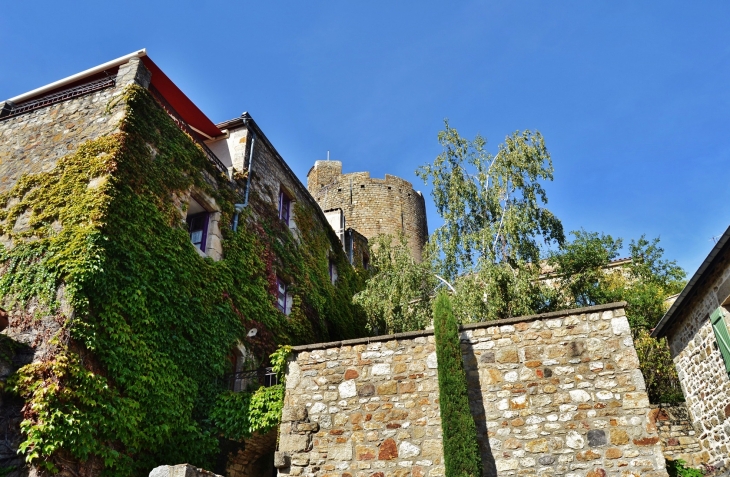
653 224 730 470
0 51 367 476
307 160 428 262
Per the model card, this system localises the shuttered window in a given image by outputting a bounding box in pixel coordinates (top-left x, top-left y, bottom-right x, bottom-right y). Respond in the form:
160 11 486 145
710 307 730 373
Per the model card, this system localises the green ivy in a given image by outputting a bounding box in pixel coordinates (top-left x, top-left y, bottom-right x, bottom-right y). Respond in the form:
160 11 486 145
667 459 705 477
1 86 366 475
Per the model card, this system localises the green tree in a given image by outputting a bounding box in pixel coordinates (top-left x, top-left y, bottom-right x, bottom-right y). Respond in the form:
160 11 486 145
353 234 436 334
416 120 564 281
432 292 482 477
547 230 686 403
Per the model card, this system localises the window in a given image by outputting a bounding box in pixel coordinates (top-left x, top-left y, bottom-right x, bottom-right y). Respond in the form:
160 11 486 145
276 276 289 315
711 307 730 373
186 199 210 252
363 252 370 271
329 259 338 285
279 190 292 226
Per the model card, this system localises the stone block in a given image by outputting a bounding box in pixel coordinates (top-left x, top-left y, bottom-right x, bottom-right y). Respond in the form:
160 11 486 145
282 404 307 422
587 430 606 447
339 380 357 398
280 434 311 453
329 442 353 461
377 381 397 395
274 451 291 468
378 438 398 460
398 441 421 458
358 383 375 397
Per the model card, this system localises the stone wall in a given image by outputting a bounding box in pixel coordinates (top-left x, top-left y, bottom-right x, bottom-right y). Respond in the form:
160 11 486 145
662 244 730 470
278 303 668 477
648 405 703 465
0 57 151 472
306 161 428 262
150 464 222 477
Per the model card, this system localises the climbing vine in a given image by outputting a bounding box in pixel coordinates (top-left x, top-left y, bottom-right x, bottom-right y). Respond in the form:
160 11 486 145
1 85 366 475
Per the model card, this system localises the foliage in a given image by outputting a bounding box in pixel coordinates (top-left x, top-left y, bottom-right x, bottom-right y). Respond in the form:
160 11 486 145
634 330 684 403
450 260 557 323
1 86 364 474
210 346 291 441
667 459 705 477
416 120 564 281
432 292 482 477
546 230 686 403
546 231 686 332
353 234 436 334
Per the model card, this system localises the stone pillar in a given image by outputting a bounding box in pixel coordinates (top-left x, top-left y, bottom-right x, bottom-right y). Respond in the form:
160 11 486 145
117 56 152 89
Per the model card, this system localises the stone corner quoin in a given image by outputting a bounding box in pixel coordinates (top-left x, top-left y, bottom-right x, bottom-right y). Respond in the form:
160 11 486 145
278 302 669 477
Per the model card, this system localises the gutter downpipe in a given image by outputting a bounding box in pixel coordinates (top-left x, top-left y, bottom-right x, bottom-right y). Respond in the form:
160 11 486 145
233 116 256 232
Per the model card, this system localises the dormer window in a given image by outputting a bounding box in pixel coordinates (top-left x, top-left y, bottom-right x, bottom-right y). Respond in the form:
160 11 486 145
279 189 292 226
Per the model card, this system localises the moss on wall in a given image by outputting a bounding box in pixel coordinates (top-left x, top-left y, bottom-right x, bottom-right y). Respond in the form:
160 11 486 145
0 85 366 475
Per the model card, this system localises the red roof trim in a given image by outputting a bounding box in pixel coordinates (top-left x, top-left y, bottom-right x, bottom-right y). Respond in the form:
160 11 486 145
141 57 222 138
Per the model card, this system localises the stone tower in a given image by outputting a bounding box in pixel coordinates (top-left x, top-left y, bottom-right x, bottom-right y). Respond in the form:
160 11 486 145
307 160 428 262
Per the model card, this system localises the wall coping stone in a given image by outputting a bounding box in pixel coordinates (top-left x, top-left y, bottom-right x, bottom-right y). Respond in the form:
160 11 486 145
291 301 627 352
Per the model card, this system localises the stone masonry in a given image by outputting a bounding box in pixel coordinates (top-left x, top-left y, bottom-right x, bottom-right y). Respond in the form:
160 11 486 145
278 303 668 477
656 237 730 470
306 161 428 262
647 405 703 466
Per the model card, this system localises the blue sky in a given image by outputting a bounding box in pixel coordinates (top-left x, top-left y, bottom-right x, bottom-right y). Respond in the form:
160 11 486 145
2 1 729 275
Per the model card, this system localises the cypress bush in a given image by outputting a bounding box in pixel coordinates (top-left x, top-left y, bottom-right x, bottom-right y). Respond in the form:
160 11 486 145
433 291 482 477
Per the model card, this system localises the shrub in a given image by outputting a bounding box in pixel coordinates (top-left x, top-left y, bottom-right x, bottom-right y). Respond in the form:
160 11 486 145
433 292 482 477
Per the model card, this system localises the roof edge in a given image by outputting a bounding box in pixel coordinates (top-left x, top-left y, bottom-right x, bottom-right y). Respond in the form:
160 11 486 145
8 49 147 104
652 223 730 338
292 301 628 352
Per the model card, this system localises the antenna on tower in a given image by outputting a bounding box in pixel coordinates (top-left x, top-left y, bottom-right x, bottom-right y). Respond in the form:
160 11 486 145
327 150 330 161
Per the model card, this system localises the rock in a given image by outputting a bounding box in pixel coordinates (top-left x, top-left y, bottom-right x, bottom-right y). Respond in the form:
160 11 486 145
421 439 442 459
537 455 555 465
282 404 307 422
344 369 359 380
398 441 421 458
339 380 357 399
329 442 353 461
310 402 327 414
280 434 310 453
525 438 548 453
605 447 623 459
426 352 438 368
358 383 375 397
356 445 376 460
496 347 519 363
611 317 631 335
566 430 585 449
274 451 290 469
569 390 591 403
587 429 606 447
372 363 391 375
377 381 397 395
610 429 629 445
632 437 660 446
587 469 607 477
378 438 399 460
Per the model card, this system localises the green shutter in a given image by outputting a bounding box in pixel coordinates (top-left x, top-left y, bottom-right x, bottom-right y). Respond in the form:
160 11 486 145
710 307 730 373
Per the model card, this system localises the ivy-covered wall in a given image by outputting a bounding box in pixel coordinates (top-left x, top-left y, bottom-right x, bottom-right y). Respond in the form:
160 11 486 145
0 59 367 476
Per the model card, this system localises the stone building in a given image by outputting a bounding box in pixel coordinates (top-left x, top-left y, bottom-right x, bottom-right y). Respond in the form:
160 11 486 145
0 50 367 476
307 160 428 262
653 223 730 470
278 302 669 477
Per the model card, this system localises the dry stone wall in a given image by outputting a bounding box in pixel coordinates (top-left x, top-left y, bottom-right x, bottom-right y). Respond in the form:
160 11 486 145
648 405 703 466
306 161 428 262
278 303 668 477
